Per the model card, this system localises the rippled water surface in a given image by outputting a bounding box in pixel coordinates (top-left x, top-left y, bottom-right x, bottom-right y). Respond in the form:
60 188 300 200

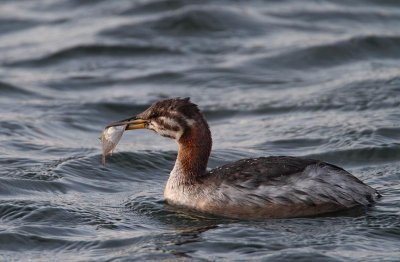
1 0 400 261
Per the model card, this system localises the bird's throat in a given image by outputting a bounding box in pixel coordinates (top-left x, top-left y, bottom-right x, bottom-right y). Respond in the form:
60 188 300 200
172 122 212 183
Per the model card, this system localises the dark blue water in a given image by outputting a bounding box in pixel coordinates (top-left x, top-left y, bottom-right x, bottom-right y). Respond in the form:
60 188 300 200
1 0 399 261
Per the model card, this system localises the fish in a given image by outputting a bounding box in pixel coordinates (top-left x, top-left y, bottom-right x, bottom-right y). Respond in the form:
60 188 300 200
101 125 126 166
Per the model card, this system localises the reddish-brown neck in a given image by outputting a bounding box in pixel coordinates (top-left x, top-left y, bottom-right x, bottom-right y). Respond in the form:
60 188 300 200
175 121 212 182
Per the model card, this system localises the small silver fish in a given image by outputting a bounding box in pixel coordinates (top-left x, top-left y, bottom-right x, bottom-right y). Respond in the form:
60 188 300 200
101 125 126 166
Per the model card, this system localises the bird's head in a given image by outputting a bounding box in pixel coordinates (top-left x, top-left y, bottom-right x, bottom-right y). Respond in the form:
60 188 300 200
107 97 208 141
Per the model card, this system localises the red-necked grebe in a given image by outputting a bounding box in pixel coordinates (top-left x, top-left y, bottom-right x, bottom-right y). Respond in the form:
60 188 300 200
106 98 380 219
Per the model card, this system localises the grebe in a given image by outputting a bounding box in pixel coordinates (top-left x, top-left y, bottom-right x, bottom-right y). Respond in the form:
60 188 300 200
107 98 380 219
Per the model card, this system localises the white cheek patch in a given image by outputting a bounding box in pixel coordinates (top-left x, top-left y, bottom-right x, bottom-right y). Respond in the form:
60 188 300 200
159 116 179 128
152 117 184 140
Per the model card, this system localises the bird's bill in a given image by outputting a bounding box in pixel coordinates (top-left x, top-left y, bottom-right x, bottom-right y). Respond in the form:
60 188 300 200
106 117 147 130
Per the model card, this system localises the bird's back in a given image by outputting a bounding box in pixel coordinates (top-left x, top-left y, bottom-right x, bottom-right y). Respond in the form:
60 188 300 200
194 156 379 219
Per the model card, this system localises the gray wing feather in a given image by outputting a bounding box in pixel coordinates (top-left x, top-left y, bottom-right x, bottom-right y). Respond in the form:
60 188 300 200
206 156 378 208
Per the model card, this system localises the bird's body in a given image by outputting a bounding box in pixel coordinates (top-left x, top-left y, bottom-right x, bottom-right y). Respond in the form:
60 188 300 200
107 98 380 219
165 156 377 219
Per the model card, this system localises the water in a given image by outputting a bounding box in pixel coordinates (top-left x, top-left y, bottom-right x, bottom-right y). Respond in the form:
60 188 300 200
1 0 399 261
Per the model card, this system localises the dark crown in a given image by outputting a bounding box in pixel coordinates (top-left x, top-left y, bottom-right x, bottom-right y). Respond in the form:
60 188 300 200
140 97 200 120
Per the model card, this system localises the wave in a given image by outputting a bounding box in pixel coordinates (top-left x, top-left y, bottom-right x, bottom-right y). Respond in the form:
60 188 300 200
8 44 181 67
0 177 66 196
86 102 150 115
304 144 400 167
267 6 400 24
0 18 43 36
0 81 38 97
147 6 262 35
120 0 196 15
251 35 400 70
103 5 263 39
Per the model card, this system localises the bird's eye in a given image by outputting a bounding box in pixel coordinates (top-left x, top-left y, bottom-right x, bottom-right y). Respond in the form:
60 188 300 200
150 112 158 118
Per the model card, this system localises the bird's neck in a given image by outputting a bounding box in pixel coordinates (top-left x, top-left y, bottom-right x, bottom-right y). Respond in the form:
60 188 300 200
171 121 212 184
